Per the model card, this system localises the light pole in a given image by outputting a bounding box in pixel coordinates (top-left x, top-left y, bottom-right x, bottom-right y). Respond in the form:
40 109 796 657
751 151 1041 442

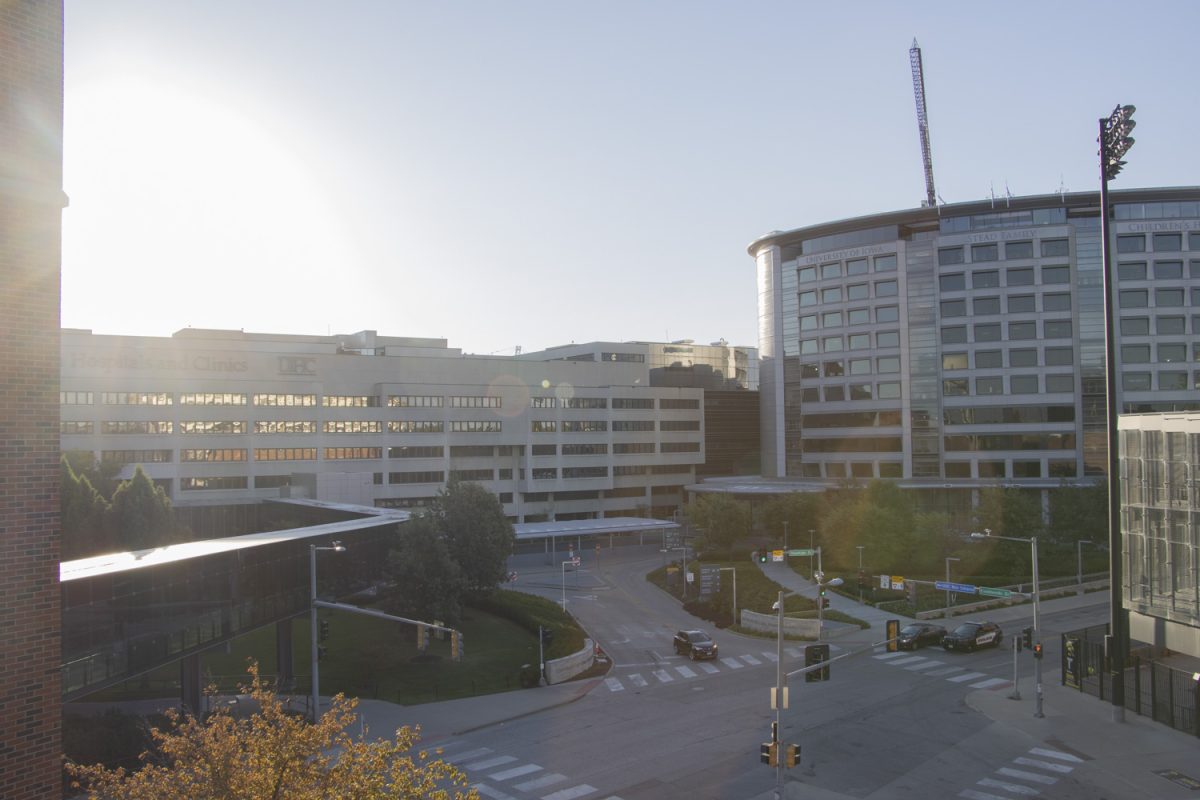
1099 102 1135 723
1077 539 1095 592
944 557 960 619
782 520 789 562
772 591 784 800
808 529 815 580
972 531 1042 717
856 545 865 602
310 540 345 723
719 566 738 626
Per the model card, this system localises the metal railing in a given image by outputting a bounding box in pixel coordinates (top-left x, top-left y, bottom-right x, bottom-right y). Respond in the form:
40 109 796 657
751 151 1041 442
1061 623 1199 738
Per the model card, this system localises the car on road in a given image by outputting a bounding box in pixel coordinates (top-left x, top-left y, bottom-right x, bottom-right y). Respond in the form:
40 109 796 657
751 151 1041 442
941 621 1003 652
896 622 947 650
673 629 718 660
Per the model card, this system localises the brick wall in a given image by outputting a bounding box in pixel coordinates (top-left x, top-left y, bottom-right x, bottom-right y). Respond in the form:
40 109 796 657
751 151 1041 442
0 2 65 798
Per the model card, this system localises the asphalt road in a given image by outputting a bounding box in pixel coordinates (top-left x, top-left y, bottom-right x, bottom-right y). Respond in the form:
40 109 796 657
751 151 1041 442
456 546 1122 800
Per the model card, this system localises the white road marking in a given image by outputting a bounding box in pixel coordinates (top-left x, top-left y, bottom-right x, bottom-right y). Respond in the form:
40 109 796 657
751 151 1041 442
1013 756 1074 774
925 666 964 677
947 671 986 683
465 756 518 771
675 665 697 678
1029 747 1083 763
541 785 598 800
886 656 927 666
969 678 1010 690
761 651 779 662
515 773 568 791
996 767 1057 785
740 654 762 666
785 646 804 658
698 662 720 674
977 777 1040 795
473 783 518 800
490 763 543 781
721 657 744 669
447 747 493 764
958 789 1009 800
628 674 648 688
604 677 624 692
905 660 946 671
652 669 673 683
873 652 908 660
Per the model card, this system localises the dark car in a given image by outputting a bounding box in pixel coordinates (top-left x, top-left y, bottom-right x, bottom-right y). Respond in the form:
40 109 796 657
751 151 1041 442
942 621 1003 652
673 629 718 660
896 622 947 651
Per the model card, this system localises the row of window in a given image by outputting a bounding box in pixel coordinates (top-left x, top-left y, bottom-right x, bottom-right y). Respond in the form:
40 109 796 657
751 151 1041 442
1119 287 1200 308
939 265 1069 291
796 253 898 283
943 347 1073 370
799 284 896 306
942 319 1072 344
1121 372 1198 391
798 357 901 378
941 293 1070 317
63 418 705 437
793 381 902 402
1116 232 1200 253
792 458 1079 480
1117 260 1200 280
796 306 901 331
1120 343 1193 364
944 375 1074 396
938 239 1068 266
792 329 900 356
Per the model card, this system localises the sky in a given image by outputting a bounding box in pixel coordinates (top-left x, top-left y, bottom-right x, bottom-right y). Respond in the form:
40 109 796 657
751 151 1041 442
60 1 1199 356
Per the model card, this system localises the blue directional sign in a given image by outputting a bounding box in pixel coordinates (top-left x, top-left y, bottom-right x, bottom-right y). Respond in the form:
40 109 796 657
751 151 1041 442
934 581 977 594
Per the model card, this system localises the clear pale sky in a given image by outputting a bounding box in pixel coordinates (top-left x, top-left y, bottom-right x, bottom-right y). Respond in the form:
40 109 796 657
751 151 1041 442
60 1 1198 356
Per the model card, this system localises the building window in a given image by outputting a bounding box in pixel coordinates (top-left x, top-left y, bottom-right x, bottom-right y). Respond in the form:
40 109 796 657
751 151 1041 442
322 420 382 434
973 323 1001 342
660 398 700 409
1154 261 1184 279
325 447 383 460
563 466 609 478
181 476 248 491
1005 241 1034 259
941 299 966 317
563 397 607 409
849 383 873 400
1045 375 1074 392
389 470 445 484
179 393 247 406
562 420 607 433
661 420 700 431
821 287 842 303
450 396 501 408
1009 349 1037 367
388 420 444 434
938 247 965 266
1155 288 1185 306
1119 289 1148 308
1006 267 1035 286
614 442 655 454
1118 262 1147 280
874 254 898 271
978 461 1006 478
876 306 899 323
101 449 172 464
1158 343 1187 363
613 420 654 431
450 469 493 481
613 398 654 409
660 442 700 454
847 258 869 275
846 283 869 300
874 279 898 297
1007 295 1035 313
942 379 968 396
1122 372 1151 391
181 448 246 462
1049 460 1077 478
821 263 841 279
939 273 965 292
848 333 870 349
944 462 971 478
1043 320 1073 338
60 391 93 405
253 393 316 406
876 382 901 400
799 314 818 331
800 338 818 355
1120 317 1149 336
972 270 1000 289
451 445 495 457
1008 321 1037 340
877 331 900 348
1153 232 1183 251
530 444 557 456
847 309 870 326
1157 316 1185 335
942 353 968 370
1159 372 1188 390
255 448 318 461
1010 375 1039 393
1044 347 1073 366
1041 265 1070 284
1043 293 1071 311
823 360 845 377
974 297 1001 315
823 385 845 401
1012 461 1042 478
254 475 292 489
971 243 999 262
975 377 1003 395
602 352 645 363
798 267 817 283
799 290 817 307
848 358 871 375
823 336 844 352
531 468 557 480
1116 234 1145 253
322 395 379 407
450 420 501 433
1040 239 1069 257
179 420 245 434
102 392 172 406
1120 345 1151 363
389 395 443 407
975 350 1002 368
876 356 900 374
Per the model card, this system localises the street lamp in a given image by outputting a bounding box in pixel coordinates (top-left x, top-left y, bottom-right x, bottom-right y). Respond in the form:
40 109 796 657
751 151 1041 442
782 520 789 562
944 557 960 619
972 531 1042 717
856 545 865 602
1099 102 1135 723
310 540 345 723
808 529 815 580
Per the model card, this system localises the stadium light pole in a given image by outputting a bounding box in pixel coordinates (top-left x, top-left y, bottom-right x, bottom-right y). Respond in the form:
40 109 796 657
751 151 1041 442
1099 103 1136 723
310 540 345 723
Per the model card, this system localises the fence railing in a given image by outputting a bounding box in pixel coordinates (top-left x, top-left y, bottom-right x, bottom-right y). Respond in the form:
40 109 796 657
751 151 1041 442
1061 623 1199 738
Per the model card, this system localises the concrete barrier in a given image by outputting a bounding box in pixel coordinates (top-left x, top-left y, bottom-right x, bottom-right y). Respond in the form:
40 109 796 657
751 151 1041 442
545 638 594 685
916 580 1109 620
740 609 819 638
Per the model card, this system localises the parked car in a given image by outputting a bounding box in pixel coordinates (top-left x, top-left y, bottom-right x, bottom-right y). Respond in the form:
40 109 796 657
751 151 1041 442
673 629 719 660
942 621 1003 652
896 622 947 651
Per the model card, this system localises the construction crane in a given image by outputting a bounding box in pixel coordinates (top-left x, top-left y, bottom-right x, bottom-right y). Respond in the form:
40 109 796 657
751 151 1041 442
909 39 937 208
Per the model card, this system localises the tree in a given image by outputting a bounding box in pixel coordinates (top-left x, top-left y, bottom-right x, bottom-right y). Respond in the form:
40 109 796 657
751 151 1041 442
67 663 478 800
429 481 515 595
1048 482 1107 544
106 466 178 551
685 493 752 552
759 492 821 547
61 456 113 559
383 516 467 625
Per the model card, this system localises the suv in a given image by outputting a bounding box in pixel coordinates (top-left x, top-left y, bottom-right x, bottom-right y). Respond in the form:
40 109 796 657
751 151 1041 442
941 621 1002 652
673 629 718 660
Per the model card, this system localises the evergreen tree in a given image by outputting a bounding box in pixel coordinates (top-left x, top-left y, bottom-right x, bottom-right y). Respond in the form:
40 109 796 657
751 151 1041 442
106 466 177 551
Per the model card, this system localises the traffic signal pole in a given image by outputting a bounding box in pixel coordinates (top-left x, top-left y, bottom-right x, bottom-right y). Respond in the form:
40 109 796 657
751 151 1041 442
775 589 784 800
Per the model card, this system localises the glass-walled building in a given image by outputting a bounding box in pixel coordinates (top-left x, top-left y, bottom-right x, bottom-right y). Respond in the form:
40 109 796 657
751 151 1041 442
750 187 1200 514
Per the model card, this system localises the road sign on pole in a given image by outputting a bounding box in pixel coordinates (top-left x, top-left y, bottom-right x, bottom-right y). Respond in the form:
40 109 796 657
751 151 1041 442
934 581 977 595
979 586 1013 598
788 548 815 557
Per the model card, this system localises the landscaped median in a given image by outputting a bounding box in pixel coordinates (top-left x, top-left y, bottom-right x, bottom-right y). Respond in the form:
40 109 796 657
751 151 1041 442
646 558 868 639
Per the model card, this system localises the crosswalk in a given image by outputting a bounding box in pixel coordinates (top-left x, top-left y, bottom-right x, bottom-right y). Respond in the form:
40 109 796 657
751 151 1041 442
872 650 1013 691
959 746 1084 799
442 741 621 800
603 646 834 692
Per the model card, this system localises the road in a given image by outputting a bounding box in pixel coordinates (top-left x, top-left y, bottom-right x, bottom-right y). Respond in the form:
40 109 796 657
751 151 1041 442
438 545 1145 800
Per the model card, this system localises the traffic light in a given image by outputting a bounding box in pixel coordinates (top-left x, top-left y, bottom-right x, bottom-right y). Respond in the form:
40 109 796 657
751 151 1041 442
1033 642 1043 660
317 645 327 661
1022 627 1033 650
451 630 464 661
819 588 830 609
416 624 429 652
757 550 767 563
785 743 801 768
319 619 330 642
886 619 899 653
805 643 830 682
760 741 778 766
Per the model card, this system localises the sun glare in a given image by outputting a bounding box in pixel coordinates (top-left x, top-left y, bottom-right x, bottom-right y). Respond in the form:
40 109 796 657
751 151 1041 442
62 69 350 336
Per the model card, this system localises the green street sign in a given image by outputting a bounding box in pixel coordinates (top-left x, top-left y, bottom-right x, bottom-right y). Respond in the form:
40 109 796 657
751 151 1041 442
788 548 816 557
979 586 1012 598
